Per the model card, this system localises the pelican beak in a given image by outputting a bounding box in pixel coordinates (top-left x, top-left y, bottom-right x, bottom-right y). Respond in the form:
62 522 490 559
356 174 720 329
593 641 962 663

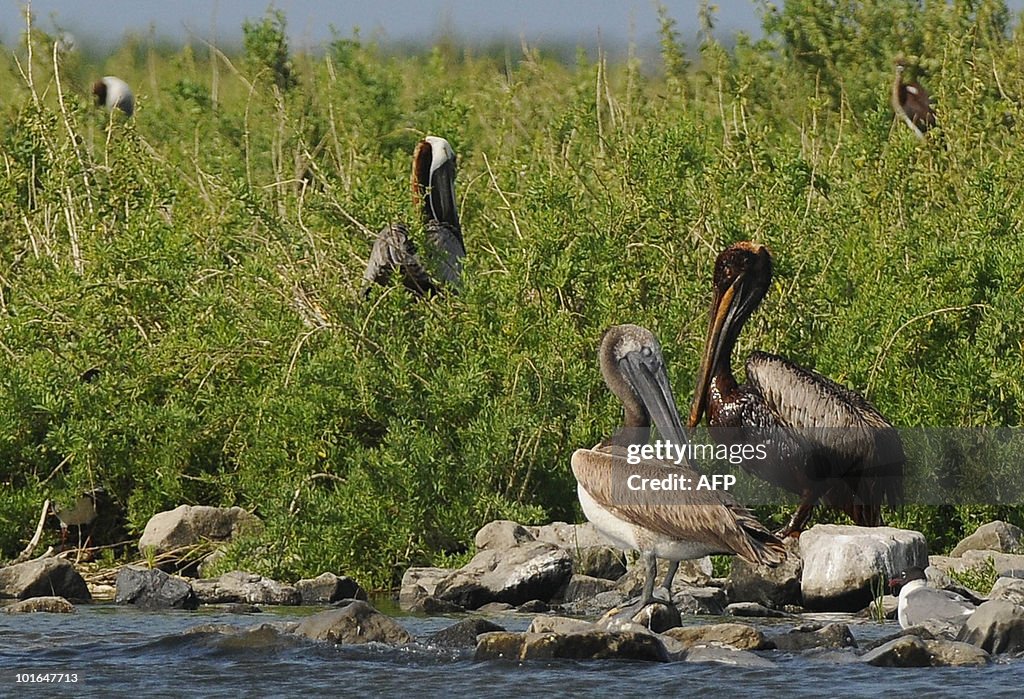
619 347 687 446
689 275 742 430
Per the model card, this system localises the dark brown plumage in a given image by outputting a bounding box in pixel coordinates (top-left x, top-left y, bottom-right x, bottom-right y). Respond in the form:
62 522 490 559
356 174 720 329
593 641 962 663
363 136 464 298
689 243 905 537
892 60 936 138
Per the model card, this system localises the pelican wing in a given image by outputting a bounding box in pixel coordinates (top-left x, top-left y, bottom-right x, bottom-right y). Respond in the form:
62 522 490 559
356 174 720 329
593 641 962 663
571 447 784 566
425 220 465 288
362 223 439 297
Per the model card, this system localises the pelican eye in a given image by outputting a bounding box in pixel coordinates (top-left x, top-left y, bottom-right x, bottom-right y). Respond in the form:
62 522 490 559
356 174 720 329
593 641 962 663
641 346 653 357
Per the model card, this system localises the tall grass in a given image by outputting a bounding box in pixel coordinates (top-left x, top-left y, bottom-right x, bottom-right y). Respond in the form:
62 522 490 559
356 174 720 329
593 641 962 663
2 3 1023 587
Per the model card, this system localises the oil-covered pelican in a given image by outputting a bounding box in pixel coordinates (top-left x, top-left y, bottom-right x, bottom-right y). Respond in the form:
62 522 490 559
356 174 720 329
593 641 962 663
892 59 935 139
573 325 786 607
362 136 465 297
689 243 905 537
93 76 134 117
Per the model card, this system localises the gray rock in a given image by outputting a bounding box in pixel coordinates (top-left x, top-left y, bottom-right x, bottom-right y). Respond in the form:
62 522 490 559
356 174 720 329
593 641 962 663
0 558 91 602
727 537 802 607
862 635 990 667
434 542 572 609
516 599 549 613
527 616 597 634
861 594 898 620
800 525 927 611
770 623 857 651
138 505 262 556
931 551 1024 578
662 623 767 651
683 644 775 667
598 601 681 634
989 577 1024 606
525 521 613 549
562 574 618 602
957 599 1024 654
114 566 197 609
474 520 534 551
409 596 464 614
615 559 712 597
399 567 454 611
725 602 792 618
293 601 413 645
474 630 668 662
477 602 514 612
295 573 367 605
4 596 76 613
191 571 300 606
428 618 505 648
951 521 1024 557
673 585 726 615
575 547 627 580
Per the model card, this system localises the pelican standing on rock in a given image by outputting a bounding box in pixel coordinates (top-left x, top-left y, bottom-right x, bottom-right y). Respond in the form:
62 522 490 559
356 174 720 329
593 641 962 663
689 242 905 537
892 59 935 139
572 325 786 607
93 76 134 117
362 136 465 297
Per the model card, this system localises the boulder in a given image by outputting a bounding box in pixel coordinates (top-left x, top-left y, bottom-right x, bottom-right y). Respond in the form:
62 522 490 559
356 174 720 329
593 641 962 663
562 574 618 602
191 571 300 606
673 586 727 615
662 623 767 651
433 542 572 609
950 521 1024 557
427 618 506 649
989 577 1024 606
138 505 262 555
411 596 465 614
114 566 197 609
516 599 549 613
770 623 857 651
525 521 613 549
725 602 792 618
862 636 989 667
474 630 668 662
800 525 927 611
474 520 534 551
683 645 775 667
957 599 1024 654
0 558 91 602
598 601 681 634
4 596 76 613
575 547 627 580
930 551 1024 578
399 567 454 611
527 616 597 635
293 601 413 645
727 537 802 607
862 594 898 620
295 573 366 605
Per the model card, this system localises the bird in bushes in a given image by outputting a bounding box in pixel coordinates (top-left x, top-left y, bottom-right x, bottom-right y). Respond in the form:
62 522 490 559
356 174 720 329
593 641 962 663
93 76 134 118
892 58 936 139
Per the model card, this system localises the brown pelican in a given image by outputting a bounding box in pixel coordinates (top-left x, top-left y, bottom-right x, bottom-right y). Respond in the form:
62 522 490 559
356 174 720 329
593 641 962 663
362 136 464 297
93 76 134 117
573 325 786 607
689 242 905 537
892 59 935 139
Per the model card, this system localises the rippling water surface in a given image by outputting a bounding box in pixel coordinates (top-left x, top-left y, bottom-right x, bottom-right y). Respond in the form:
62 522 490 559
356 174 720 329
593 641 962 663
2 604 1023 698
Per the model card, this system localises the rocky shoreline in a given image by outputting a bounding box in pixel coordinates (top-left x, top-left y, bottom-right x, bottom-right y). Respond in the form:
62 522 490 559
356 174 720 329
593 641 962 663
3 507 1024 668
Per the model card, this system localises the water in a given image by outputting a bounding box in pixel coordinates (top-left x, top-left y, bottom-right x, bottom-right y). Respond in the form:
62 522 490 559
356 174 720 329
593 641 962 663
2 605 1023 698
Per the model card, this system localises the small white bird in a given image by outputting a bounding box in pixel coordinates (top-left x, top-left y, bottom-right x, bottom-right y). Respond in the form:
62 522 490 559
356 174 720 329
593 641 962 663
889 566 977 629
92 76 134 117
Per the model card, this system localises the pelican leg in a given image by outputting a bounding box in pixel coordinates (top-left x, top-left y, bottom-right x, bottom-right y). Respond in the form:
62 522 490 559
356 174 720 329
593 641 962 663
661 560 679 593
777 491 818 538
638 550 658 608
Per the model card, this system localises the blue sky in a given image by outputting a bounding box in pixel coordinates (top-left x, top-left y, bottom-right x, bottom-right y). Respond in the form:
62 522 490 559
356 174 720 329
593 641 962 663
3 1 766 48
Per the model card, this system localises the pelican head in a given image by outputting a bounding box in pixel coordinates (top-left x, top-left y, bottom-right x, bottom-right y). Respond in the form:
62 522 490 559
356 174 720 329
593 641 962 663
689 242 773 429
599 324 686 446
412 136 458 227
93 76 134 117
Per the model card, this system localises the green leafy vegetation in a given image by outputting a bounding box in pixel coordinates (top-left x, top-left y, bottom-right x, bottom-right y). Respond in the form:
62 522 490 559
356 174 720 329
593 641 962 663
2 1 1024 588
